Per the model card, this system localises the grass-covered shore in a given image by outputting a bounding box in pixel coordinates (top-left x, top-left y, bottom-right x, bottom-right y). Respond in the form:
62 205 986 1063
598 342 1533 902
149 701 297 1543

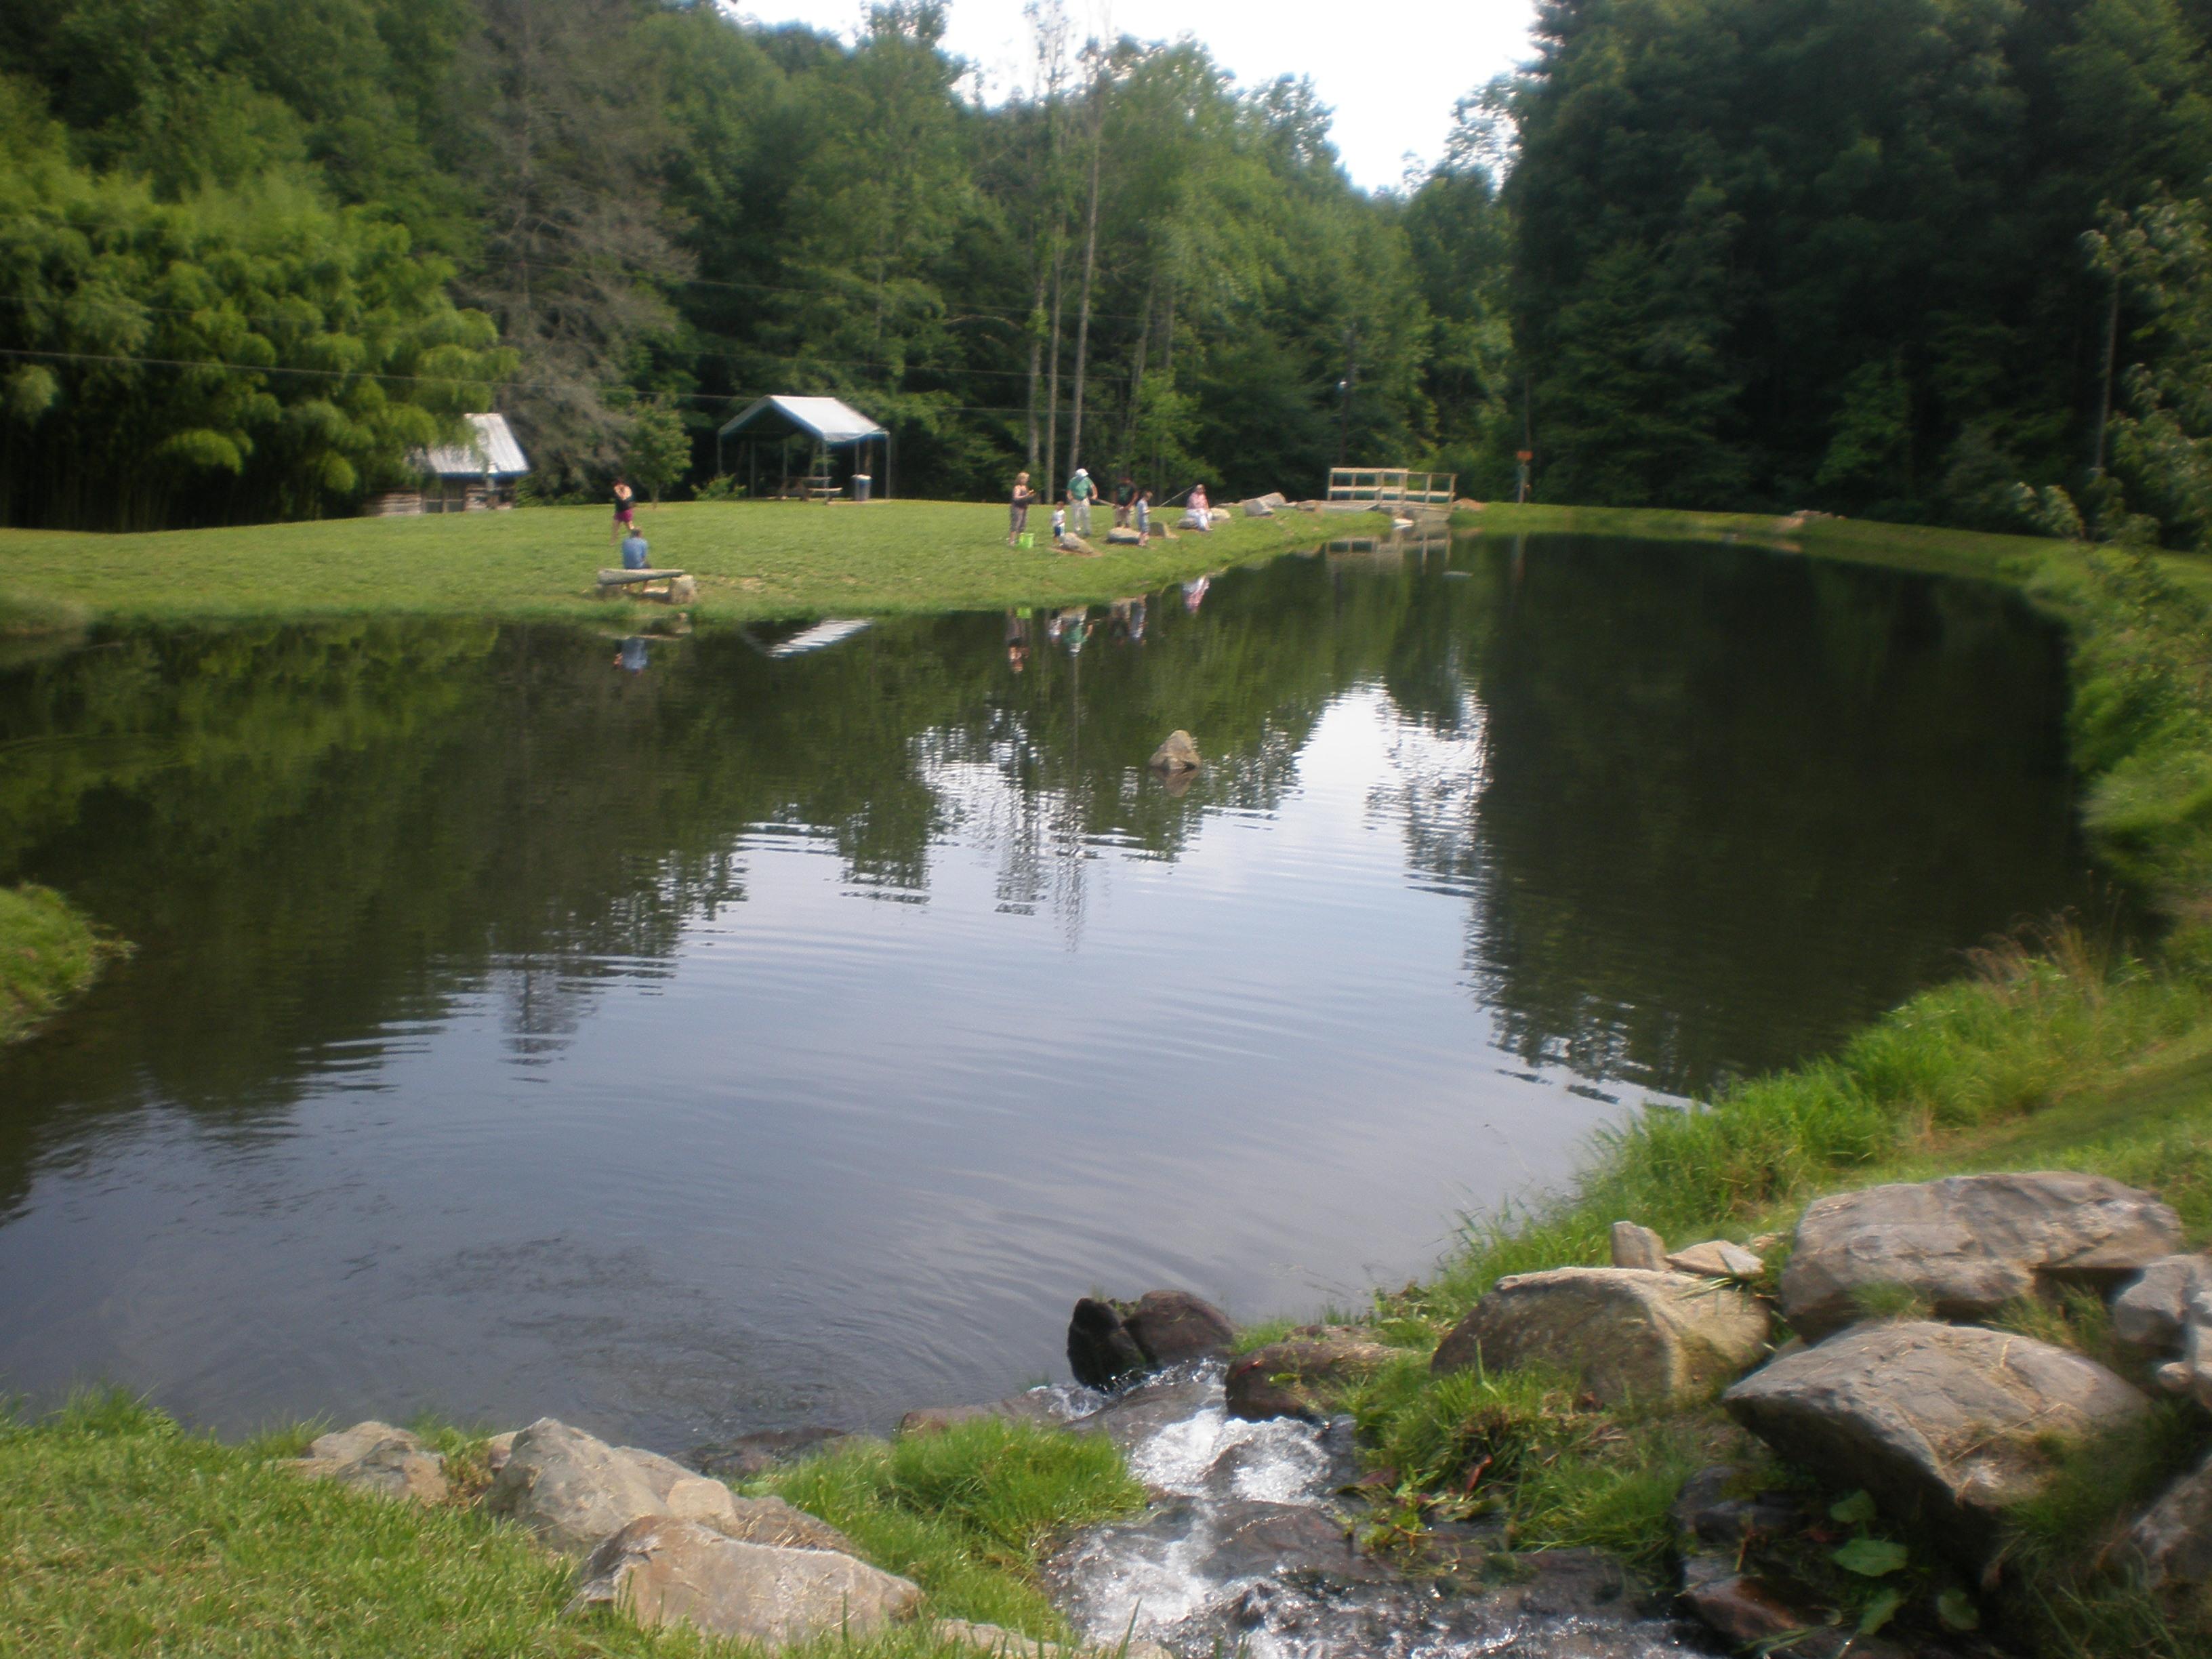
0 1396 1137 1658
0 499 1322 628
1332 503 2212 1654
0 882 119 1044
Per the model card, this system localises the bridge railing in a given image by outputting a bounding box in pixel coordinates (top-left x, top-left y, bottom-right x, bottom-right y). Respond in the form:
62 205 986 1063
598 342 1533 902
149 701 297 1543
1326 468 1457 506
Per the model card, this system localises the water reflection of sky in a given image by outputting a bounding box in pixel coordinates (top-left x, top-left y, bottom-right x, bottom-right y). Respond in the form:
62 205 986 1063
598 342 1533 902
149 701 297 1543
0 536 2108 1448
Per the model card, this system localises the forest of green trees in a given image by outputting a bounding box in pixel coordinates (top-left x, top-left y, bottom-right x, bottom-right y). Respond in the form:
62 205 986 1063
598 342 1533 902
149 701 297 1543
3 0 2211 545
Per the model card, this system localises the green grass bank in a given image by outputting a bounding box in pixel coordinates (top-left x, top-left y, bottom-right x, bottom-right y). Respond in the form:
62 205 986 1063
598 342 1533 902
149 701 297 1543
0 1396 1138 1659
1322 502 2212 1655
0 500 1321 629
0 882 119 1044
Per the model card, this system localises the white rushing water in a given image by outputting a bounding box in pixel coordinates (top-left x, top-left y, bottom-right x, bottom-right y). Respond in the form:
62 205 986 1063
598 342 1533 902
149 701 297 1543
1043 1365 1714 1659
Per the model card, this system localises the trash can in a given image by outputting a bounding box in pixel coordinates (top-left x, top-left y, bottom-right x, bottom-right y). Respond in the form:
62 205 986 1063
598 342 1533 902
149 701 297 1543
852 474 872 503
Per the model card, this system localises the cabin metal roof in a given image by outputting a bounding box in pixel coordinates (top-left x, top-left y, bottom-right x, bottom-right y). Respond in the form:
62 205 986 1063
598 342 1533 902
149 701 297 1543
412 413 530 479
717 395 886 445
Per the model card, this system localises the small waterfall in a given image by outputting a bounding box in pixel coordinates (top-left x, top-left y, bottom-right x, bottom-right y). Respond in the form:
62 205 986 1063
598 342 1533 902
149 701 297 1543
1042 1364 1714 1659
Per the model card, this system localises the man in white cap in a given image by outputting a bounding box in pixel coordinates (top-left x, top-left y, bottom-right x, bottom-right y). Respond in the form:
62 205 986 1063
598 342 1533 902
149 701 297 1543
1067 466 1094 537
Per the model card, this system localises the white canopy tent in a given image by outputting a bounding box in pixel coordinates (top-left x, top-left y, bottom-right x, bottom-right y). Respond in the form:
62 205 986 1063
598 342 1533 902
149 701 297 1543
716 396 890 501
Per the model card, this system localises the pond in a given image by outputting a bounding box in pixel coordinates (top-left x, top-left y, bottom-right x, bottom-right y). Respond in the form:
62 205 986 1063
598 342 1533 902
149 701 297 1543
0 533 2111 1450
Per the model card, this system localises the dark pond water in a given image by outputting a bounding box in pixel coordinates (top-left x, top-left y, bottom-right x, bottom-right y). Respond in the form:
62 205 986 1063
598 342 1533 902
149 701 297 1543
0 534 2109 1448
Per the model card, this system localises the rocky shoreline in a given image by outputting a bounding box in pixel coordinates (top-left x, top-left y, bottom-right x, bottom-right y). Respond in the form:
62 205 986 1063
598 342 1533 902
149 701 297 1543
279 1167 2211 1657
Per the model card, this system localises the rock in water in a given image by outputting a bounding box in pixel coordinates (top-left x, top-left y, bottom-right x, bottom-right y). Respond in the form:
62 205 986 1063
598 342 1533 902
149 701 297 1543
1780 1172 2182 1338
2127 1448 2212 1589
689 1427 856 1481
569 1515 920 1642
1430 1268 1769 1407
484 1418 689 1555
1123 1290 1236 1368
1226 1327 1397 1421
1067 1297 1148 1389
897 1392 1063 1437
1149 730 1201 772
1609 1221 1669 1271
1723 1320 2148 1562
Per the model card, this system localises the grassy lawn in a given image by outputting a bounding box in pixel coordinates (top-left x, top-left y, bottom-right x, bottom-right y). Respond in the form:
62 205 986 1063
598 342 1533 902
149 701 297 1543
0 1397 1136 1659
0 500 1330 628
0 883 120 1044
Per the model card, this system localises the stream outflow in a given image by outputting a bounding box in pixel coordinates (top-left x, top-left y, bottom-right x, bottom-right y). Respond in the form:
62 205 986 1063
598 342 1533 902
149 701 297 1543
1043 1364 1712 1659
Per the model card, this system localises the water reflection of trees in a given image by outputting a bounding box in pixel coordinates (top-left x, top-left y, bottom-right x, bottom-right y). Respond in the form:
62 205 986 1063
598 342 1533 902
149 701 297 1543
0 538 2104 1218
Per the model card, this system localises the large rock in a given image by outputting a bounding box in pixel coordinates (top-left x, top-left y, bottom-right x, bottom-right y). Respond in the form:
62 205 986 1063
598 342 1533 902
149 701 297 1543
1226 1326 1396 1421
1723 1321 2149 1561
2153 1275 2212 1410
2113 1253 2212 1352
287 1421 449 1506
1431 1269 1770 1407
569 1515 920 1643
1780 1172 2182 1338
1665 1241 1764 1281
485 1418 697 1555
1122 1290 1235 1368
1067 1297 1148 1389
2127 1448 2212 1590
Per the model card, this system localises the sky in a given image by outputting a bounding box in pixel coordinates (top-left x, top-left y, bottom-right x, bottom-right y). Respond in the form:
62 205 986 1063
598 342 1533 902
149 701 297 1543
733 1 1540 192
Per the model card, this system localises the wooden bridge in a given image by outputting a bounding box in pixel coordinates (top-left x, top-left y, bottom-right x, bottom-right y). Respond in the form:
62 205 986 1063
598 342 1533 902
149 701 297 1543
1322 468 1457 514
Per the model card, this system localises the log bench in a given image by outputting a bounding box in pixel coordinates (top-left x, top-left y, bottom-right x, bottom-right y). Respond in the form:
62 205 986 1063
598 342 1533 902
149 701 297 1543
596 567 695 602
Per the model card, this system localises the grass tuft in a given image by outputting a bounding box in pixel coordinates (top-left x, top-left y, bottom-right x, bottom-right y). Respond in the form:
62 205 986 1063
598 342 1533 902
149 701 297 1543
760 1419 1146 1639
0 882 127 1043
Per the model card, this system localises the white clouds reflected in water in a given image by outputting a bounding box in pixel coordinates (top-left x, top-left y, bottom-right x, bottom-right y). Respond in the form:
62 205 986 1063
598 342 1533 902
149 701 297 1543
732 0 1538 192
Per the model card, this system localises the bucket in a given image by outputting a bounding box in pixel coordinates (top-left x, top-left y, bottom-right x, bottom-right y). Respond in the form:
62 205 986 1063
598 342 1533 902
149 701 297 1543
1017 532 1035 548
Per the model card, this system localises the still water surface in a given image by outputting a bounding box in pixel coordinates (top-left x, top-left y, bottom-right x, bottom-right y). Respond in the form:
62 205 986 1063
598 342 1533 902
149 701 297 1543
0 535 2107 1448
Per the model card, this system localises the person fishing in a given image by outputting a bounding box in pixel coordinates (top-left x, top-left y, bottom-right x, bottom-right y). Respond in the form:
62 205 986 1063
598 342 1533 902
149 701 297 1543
1067 467 1095 536
621 526 651 571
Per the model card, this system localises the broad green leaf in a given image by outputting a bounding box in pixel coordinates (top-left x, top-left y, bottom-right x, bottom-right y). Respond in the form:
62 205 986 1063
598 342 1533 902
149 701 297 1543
1936 1588 1980 1631
1832 1536 1909 1576
1858 1587 1904 1635
1828 1489 1877 1526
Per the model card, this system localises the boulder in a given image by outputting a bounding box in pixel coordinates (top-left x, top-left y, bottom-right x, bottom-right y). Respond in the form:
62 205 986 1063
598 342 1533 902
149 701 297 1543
690 1427 856 1481
1666 1240 1765 1281
668 575 697 604
1067 1297 1149 1389
483 1418 687 1555
1122 1290 1236 1368
1780 1172 2182 1338
1240 497 1275 517
287 1421 449 1506
485 1431 518 1474
1431 1269 1770 1407
1105 527 1143 544
569 1515 920 1643
1226 1326 1396 1421
2113 1253 2212 1352
1723 1321 2148 1561
1609 1221 1668 1271
1148 731 1201 773
2126 1448 2212 1590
